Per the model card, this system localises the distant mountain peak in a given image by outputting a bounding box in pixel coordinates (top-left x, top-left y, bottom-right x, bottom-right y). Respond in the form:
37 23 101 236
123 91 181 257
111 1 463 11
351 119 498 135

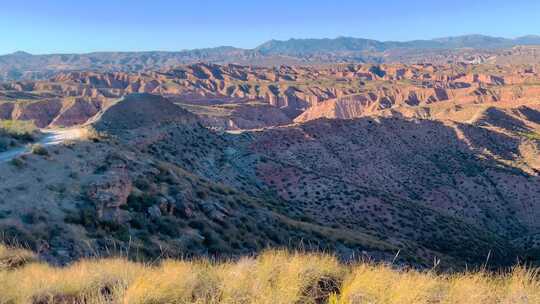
9 51 32 56
516 34 540 39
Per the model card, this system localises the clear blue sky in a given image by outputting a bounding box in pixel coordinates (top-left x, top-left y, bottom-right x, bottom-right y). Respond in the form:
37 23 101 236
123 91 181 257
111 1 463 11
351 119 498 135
1 0 539 55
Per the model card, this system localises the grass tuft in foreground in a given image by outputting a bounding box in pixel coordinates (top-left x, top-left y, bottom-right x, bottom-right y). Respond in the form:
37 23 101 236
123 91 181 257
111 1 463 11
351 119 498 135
0 245 538 303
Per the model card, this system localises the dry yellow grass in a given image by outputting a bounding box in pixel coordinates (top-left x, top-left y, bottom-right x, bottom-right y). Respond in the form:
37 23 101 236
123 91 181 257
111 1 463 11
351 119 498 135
0 258 145 304
0 244 38 270
333 264 540 304
0 245 538 304
217 250 344 304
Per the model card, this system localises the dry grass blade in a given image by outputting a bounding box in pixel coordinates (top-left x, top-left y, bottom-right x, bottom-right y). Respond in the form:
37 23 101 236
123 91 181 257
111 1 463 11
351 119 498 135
0 246 538 304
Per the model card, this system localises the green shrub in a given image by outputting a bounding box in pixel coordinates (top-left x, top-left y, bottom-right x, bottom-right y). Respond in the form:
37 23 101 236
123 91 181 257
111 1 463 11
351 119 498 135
0 120 37 141
519 131 540 141
30 144 48 156
9 158 25 168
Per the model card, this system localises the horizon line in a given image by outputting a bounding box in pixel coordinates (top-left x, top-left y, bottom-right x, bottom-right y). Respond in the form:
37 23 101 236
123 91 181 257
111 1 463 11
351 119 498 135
2 33 540 56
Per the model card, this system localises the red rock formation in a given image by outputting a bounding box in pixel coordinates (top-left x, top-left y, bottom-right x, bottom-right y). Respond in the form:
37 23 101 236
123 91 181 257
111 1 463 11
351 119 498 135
49 98 103 127
2 62 540 128
11 99 63 128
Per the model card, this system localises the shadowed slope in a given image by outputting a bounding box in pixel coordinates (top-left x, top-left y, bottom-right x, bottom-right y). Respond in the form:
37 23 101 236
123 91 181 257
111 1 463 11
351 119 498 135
92 93 198 133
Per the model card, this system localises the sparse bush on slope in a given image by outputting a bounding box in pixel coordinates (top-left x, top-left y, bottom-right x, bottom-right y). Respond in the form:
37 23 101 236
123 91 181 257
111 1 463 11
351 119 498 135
0 120 38 141
0 245 538 304
30 144 48 156
0 120 38 152
519 131 540 141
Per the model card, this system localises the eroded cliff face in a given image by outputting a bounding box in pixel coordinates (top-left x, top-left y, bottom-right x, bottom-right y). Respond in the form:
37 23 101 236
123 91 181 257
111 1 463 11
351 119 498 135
1 62 540 129
0 98 105 128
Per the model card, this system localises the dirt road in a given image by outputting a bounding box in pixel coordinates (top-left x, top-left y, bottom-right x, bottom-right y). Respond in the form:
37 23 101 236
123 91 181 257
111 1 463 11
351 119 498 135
0 128 83 162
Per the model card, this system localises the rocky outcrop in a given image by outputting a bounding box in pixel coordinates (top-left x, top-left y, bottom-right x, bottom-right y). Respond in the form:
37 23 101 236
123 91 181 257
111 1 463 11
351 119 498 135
86 167 132 223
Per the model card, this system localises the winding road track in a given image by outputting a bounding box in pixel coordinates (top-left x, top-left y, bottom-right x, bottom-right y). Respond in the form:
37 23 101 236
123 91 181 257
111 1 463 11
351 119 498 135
0 129 83 163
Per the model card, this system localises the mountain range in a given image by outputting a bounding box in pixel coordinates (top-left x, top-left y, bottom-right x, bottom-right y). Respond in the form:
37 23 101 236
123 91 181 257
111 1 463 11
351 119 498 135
255 34 540 55
2 34 540 81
